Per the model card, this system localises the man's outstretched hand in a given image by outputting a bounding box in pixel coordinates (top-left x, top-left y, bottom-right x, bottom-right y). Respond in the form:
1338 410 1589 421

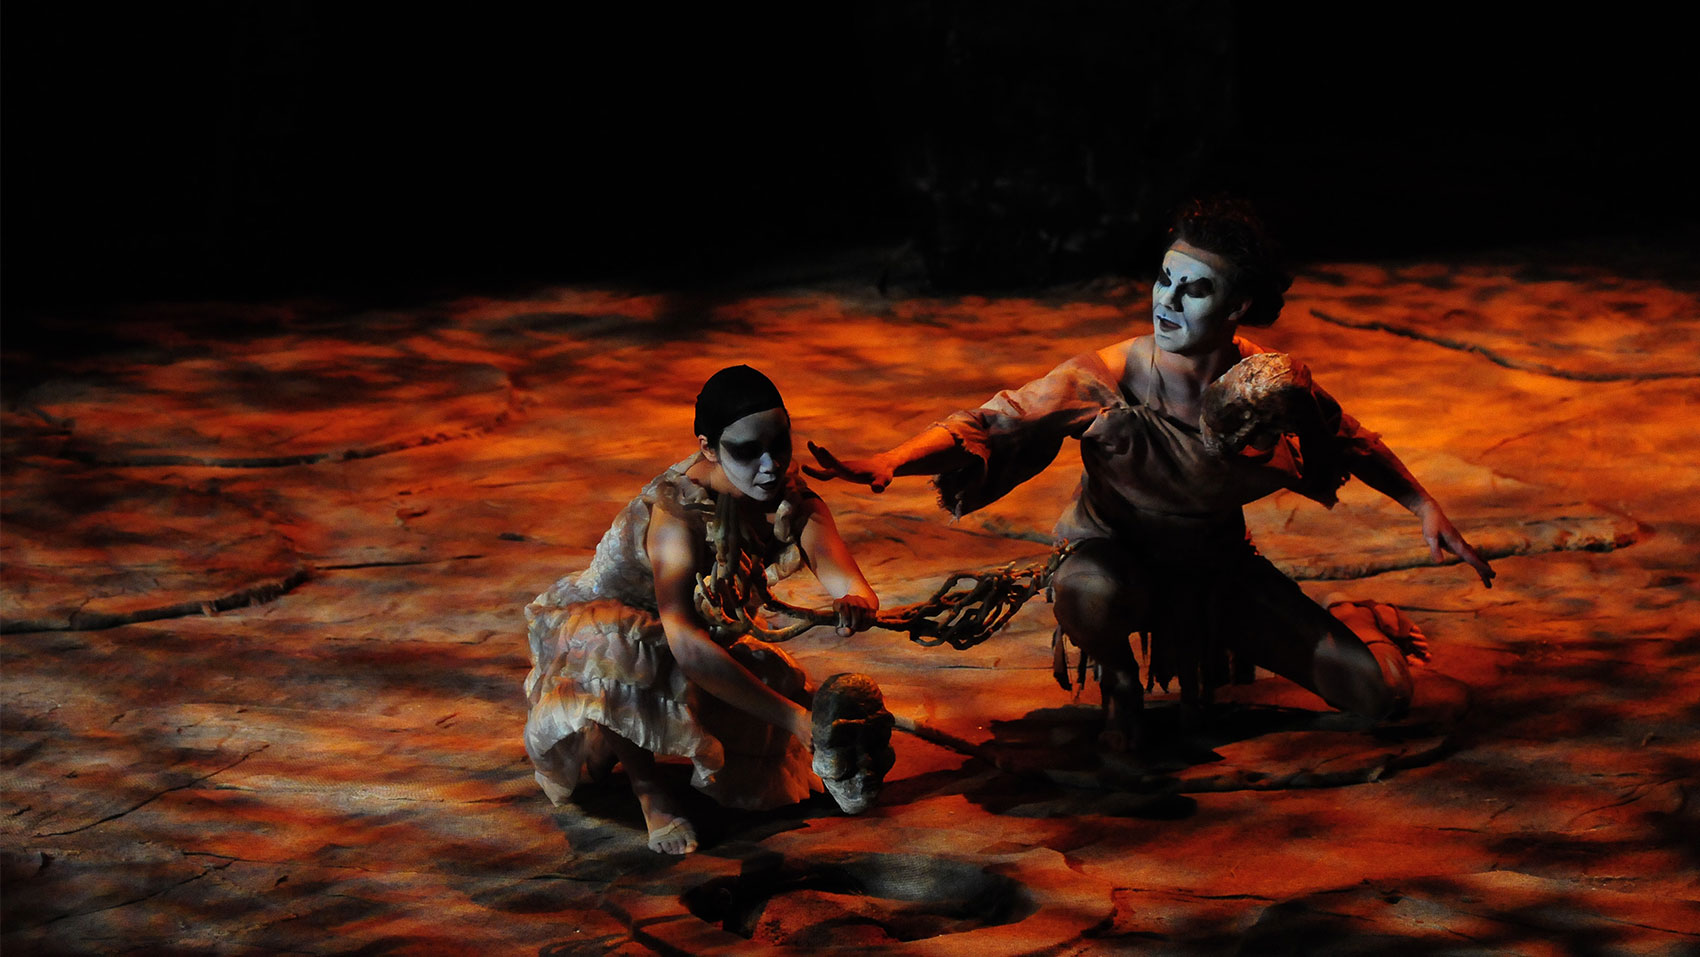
804 441 896 493
1418 500 1496 588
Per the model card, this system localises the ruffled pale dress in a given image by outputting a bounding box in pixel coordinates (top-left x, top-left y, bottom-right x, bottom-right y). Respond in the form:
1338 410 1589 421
523 456 818 810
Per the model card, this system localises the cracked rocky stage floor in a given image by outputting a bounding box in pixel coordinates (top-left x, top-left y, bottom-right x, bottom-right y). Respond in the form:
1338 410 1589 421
3 239 1698 954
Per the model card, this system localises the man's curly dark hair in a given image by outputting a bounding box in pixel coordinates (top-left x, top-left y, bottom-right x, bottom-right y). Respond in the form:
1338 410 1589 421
1170 196 1293 328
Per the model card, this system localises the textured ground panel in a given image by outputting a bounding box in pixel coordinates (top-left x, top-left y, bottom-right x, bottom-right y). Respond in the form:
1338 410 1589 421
4 248 1698 953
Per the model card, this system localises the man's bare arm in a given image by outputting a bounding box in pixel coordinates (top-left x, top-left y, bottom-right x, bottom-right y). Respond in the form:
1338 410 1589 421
1353 447 1496 587
804 428 975 493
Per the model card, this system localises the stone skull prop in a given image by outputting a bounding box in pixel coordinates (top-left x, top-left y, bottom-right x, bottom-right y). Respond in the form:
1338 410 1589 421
1200 352 1313 457
810 672 897 814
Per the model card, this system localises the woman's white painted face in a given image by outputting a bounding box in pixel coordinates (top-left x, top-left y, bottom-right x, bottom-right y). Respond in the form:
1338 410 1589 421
1151 241 1248 354
709 407 792 502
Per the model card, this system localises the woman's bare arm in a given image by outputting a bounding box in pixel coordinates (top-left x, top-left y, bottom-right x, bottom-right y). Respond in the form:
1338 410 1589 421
796 497 879 636
647 506 812 740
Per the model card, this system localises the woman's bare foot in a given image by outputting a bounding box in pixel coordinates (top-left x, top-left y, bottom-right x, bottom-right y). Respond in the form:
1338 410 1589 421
1098 666 1144 752
599 723 699 855
643 813 698 855
636 790 698 855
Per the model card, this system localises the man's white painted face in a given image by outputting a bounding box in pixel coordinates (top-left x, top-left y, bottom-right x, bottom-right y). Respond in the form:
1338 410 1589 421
710 407 791 502
1151 241 1246 355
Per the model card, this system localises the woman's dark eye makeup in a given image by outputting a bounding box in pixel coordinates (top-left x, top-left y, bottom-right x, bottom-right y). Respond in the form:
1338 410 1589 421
722 433 790 463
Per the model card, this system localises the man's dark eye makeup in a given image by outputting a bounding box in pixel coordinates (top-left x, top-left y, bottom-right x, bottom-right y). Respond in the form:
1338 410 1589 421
1158 271 1212 298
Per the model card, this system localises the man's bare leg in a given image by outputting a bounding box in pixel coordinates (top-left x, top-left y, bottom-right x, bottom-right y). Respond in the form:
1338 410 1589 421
1051 541 1150 751
1328 600 1420 719
601 725 698 854
1240 571 1410 722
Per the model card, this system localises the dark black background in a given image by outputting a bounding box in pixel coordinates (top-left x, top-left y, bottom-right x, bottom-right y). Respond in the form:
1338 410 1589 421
4 3 1694 309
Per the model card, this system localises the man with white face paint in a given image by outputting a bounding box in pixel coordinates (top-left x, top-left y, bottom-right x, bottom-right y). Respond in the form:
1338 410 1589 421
807 197 1494 751
1151 240 1245 356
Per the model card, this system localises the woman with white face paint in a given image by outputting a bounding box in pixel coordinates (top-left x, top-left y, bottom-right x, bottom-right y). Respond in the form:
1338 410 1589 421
807 198 1493 751
523 365 879 854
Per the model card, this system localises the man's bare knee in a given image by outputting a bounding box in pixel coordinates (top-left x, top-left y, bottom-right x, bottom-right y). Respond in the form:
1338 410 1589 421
1314 639 1401 720
1054 571 1124 619
1054 573 1145 657
1054 543 1146 615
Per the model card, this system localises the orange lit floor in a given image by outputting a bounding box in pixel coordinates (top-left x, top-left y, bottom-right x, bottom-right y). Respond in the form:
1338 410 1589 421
4 241 1698 952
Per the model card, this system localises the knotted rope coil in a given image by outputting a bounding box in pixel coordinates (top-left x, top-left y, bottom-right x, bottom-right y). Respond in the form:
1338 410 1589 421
694 492 1071 649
